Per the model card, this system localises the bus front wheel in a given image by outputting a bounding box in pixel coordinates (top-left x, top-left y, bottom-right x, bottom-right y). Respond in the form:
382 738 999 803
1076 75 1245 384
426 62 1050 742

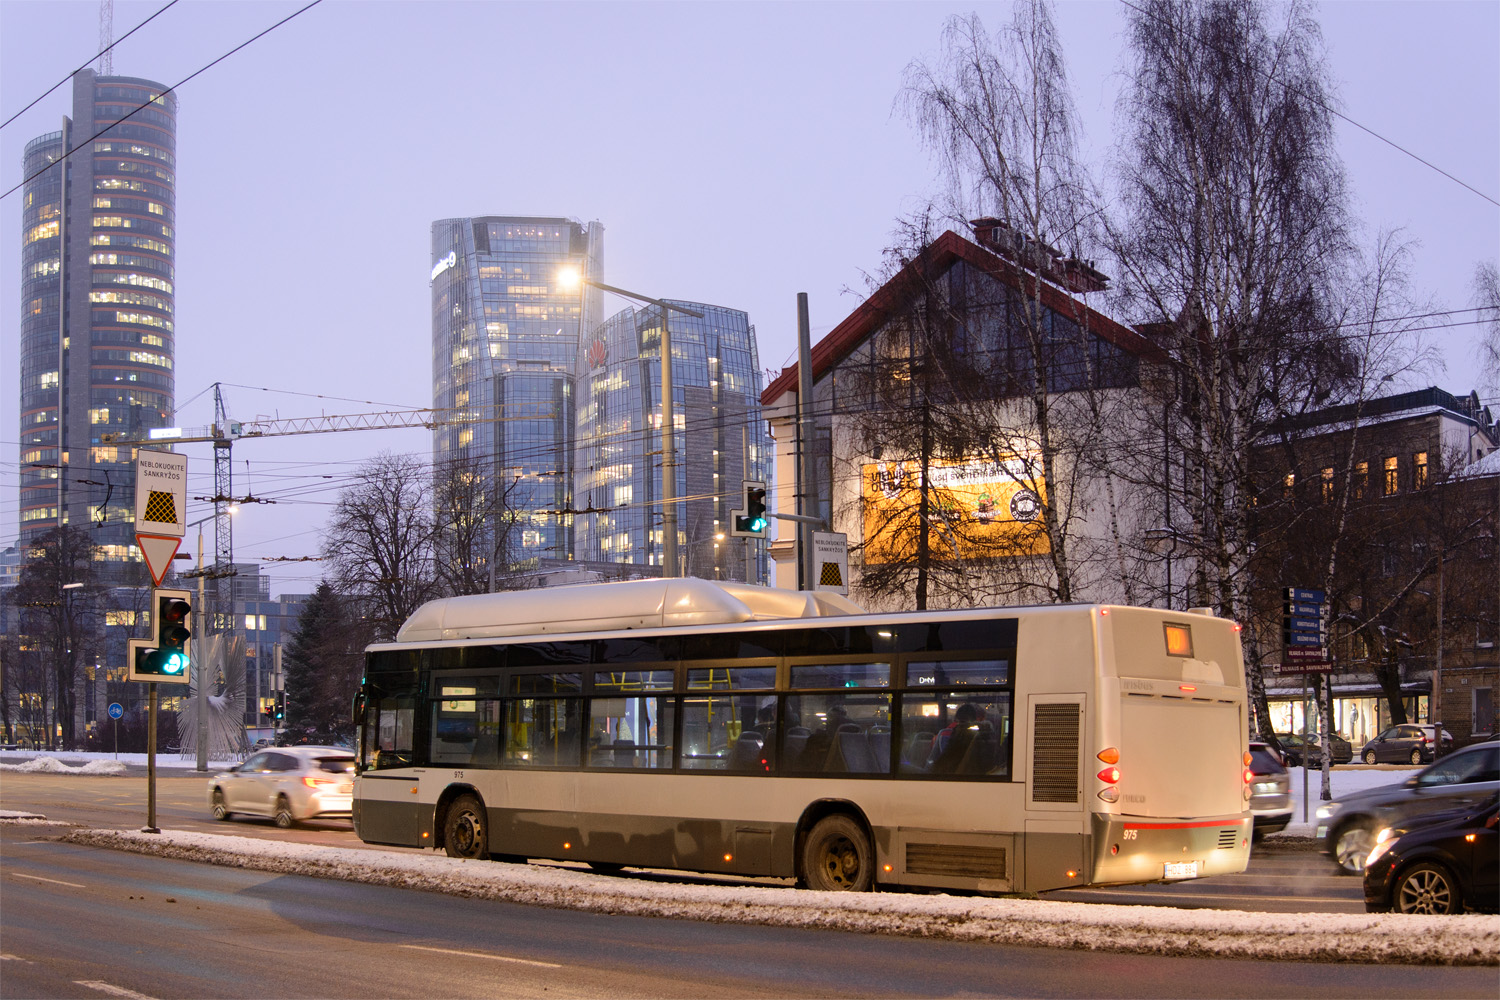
799 814 873 892
444 794 490 860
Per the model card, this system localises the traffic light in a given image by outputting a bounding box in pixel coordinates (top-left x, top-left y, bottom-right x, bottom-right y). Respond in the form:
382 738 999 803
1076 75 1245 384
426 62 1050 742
127 588 192 684
731 481 768 537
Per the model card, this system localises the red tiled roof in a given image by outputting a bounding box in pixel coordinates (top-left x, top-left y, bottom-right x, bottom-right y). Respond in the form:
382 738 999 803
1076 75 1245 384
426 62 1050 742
763 230 1160 405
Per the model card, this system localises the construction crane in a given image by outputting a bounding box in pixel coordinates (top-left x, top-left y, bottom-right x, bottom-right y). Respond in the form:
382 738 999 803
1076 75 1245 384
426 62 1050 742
100 389 557 606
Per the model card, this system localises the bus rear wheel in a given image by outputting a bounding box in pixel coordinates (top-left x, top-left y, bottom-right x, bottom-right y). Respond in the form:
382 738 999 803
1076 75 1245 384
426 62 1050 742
444 794 490 860
799 814 873 892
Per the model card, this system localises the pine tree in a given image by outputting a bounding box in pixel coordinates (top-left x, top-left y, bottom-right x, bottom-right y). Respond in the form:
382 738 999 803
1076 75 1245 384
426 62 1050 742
282 582 362 739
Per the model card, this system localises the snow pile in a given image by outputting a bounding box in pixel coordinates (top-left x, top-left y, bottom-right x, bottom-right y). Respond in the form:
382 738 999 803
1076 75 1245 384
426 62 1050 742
0 756 128 775
60 827 1500 965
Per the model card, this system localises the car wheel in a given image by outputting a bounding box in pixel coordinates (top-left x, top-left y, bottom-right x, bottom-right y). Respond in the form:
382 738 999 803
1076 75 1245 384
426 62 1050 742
798 814 874 892
1364 749 1377 765
273 795 295 829
1332 819 1375 874
1394 862 1463 915
1409 748 1423 765
444 793 489 860
211 788 230 821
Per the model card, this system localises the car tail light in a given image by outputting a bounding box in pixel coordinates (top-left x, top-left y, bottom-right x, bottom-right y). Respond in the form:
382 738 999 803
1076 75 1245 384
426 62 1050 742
302 776 339 788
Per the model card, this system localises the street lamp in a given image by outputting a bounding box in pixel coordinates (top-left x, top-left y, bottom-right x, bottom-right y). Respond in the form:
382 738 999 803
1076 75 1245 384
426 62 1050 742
557 267 704 577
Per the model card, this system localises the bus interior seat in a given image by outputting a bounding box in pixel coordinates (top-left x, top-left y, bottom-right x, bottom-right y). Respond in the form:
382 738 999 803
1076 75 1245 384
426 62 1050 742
903 732 934 768
612 738 637 767
728 733 764 770
783 727 810 762
829 730 877 773
867 730 892 772
958 725 998 774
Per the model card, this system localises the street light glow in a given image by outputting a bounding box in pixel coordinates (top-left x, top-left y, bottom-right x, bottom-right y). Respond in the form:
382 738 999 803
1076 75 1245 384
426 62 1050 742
555 266 581 291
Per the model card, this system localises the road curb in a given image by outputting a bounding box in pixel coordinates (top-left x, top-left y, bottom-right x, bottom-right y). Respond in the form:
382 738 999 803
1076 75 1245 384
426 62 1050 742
61 827 1500 966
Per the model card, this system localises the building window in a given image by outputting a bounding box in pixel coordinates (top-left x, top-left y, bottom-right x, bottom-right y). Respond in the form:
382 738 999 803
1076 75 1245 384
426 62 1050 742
1383 456 1398 496
1282 472 1295 499
1475 687 1495 737
1320 467 1334 503
1413 451 1428 490
1354 461 1368 499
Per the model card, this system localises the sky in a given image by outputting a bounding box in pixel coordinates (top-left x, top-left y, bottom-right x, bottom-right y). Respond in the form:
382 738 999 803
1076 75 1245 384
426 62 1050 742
4 752 1497 964
2 0 1497 597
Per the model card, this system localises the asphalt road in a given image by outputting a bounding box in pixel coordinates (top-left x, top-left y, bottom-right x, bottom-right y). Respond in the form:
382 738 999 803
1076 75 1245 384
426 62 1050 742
0 770 1364 913
4 820 1495 1000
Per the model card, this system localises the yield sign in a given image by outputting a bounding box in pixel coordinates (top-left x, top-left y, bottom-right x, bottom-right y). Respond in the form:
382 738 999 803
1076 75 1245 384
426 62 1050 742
137 533 182 587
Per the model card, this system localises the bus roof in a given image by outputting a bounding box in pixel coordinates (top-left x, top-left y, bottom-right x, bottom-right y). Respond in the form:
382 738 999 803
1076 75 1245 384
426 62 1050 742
394 578 868 643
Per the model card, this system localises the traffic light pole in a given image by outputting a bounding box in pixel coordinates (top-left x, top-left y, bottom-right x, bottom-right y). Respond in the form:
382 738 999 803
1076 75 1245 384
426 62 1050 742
143 682 159 834
195 531 207 772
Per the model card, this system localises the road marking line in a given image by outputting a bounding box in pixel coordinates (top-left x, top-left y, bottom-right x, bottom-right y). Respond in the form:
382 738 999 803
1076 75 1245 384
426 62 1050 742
11 873 85 887
1 954 34 962
399 944 561 968
75 981 158 999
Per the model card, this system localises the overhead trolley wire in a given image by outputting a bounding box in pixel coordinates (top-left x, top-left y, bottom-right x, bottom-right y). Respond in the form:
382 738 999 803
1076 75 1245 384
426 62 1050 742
1 0 324 202
0 0 182 131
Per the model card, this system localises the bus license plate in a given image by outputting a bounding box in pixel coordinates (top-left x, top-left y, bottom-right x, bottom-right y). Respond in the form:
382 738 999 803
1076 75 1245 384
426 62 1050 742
1163 861 1199 880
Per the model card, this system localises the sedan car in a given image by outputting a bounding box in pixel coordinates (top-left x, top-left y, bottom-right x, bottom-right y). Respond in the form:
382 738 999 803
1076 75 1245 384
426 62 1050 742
208 746 355 828
1364 793 1499 914
1317 740 1500 873
1248 741 1292 838
1274 732 1322 767
1360 723 1449 765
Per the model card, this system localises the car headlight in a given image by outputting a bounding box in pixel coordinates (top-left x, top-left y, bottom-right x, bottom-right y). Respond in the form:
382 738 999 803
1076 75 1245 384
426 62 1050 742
1364 827 1398 869
1315 803 1338 821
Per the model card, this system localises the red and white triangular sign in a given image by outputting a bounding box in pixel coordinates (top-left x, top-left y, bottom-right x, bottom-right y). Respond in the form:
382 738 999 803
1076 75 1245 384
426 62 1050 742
136 533 183 587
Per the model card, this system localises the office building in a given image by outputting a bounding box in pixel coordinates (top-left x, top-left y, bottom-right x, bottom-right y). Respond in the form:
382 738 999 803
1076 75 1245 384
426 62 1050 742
429 217 604 569
18 70 178 585
575 301 770 579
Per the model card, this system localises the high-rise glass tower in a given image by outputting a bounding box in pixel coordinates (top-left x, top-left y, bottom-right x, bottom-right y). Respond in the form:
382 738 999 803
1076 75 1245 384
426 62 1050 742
575 302 770 579
19 71 178 585
430 217 604 568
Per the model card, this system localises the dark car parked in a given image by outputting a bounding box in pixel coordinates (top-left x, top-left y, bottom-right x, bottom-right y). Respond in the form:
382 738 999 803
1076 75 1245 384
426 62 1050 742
1364 792 1499 914
1359 723 1452 765
1276 731 1353 767
1317 740 1500 873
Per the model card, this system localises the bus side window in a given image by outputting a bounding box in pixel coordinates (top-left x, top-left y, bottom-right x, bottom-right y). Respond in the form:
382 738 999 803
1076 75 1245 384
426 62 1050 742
372 696 415 770
505 697 582 767
681 665 776 772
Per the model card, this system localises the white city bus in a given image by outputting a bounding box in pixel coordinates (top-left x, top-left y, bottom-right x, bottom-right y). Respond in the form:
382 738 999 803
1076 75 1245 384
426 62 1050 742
352 579 1251 893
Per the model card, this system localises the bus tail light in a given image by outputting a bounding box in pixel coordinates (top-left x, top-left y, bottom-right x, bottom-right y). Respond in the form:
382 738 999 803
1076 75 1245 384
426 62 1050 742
1097 787 1119 803
1097 766 1120 784
1097 747 1119 765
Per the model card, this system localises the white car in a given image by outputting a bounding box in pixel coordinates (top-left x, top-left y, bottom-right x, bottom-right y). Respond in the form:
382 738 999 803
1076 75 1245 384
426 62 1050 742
208 746 355 828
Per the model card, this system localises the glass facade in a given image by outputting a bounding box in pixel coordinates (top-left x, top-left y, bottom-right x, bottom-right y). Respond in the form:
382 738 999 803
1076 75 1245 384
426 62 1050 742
430 217 605 567
18 72 178 585
575 301 769 579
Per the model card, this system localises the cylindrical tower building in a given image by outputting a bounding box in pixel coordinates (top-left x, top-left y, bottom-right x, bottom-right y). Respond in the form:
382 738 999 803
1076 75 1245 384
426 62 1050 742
18 71 177 584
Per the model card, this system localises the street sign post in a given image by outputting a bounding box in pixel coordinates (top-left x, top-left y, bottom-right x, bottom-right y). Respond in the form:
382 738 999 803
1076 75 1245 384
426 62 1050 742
812 531 849 595
134 450 187 586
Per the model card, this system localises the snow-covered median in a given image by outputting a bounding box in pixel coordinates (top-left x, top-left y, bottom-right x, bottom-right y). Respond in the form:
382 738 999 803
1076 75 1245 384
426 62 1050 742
59 827 1500 965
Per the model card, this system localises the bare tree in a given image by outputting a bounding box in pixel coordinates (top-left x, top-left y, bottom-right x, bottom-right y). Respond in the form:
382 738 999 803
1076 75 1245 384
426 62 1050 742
1475 260 1500 395
1109 0 1361 734
432 453 528 595
322 452 439 641
7 526 106 748
902 4 1109 602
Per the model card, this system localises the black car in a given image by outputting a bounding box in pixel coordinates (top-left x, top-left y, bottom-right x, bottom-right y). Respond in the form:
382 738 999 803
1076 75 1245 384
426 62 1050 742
1317 740 1500 873
1363 792 1499 914
1359 723 1449 765
1274 731 1352 767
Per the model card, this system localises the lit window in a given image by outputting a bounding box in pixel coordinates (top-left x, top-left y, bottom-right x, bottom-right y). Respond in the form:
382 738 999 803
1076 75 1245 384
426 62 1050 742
1282 472 1295 499
245 614 257 631
1320 468 1334 503
1413 452 1427 489
1383 456 1398 495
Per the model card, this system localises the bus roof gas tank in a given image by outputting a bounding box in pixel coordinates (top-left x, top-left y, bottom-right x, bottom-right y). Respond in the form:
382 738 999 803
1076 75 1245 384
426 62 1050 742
395 578 867 642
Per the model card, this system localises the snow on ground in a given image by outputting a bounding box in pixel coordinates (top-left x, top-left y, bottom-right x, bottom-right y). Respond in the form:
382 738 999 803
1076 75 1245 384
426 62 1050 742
4 751 1497 965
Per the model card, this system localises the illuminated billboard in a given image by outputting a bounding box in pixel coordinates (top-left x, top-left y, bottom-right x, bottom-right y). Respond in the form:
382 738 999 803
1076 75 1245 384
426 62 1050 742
861 457 1049 564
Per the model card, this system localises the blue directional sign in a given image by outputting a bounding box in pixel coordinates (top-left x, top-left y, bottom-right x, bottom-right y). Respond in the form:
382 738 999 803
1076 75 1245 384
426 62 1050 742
1285 601 1325 618
107 702 123 720
1285 588 1325 603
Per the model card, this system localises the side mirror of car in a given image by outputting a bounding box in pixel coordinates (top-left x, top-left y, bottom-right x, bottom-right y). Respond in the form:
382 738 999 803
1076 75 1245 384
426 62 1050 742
1403 776 1420 788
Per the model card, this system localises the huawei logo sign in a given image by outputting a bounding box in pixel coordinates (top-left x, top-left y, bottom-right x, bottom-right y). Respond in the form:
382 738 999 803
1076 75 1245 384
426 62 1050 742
585 338 607 369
